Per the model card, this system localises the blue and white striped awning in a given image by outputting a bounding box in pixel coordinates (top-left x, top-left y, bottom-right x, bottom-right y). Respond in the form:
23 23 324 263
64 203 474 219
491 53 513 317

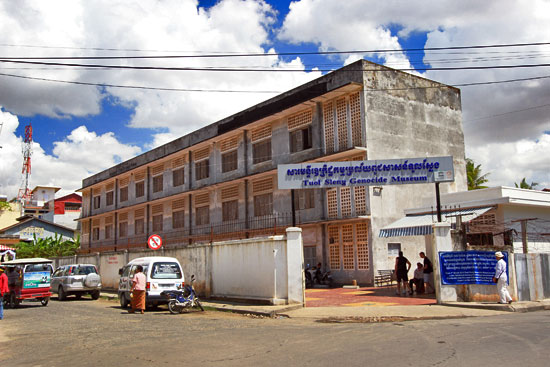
378 207 494 238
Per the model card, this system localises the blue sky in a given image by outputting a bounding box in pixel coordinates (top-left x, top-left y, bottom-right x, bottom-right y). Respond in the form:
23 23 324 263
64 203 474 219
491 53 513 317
1 0 550 198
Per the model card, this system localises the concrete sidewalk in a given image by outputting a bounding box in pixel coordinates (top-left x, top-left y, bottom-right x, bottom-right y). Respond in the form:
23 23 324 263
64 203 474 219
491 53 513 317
99 290 550 321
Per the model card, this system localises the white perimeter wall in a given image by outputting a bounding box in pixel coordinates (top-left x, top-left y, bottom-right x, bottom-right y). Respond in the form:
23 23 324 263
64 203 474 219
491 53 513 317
51 228 305 305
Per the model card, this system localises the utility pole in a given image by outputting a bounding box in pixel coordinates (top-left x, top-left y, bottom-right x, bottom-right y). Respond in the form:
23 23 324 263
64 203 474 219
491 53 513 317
511 218 537 253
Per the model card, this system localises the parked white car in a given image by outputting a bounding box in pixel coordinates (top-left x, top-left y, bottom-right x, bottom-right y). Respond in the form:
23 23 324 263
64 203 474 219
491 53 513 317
51 264 102 300
118 257 184 309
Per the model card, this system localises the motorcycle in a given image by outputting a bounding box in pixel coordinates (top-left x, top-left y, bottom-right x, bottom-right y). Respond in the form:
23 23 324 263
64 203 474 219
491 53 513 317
315 268 334 288
160 275 204 314
305 264 334 288
305 264 316 288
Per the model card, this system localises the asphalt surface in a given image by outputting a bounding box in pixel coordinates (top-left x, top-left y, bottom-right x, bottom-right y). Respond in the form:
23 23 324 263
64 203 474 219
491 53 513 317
2 296 550 366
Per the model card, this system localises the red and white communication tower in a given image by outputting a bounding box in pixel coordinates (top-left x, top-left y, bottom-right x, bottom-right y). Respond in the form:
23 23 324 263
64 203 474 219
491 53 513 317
17 123 33 208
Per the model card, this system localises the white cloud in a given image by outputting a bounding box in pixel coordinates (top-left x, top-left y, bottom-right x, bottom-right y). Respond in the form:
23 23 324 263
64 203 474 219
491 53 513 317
467 133 550 189
0 0 320 145
280 0 550 189
0 108 141 199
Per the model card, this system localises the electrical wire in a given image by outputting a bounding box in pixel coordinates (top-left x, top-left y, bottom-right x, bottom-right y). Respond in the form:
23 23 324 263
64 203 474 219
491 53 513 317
1 41 550 59
1 71 550 94
3 58 550 72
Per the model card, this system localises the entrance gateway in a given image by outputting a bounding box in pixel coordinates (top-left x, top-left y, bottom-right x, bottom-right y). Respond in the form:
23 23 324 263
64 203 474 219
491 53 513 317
277 156 455 286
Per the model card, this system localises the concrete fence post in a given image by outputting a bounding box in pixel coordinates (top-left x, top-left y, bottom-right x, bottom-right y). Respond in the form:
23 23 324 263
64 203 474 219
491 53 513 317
431 222 458 303
285 227 305 305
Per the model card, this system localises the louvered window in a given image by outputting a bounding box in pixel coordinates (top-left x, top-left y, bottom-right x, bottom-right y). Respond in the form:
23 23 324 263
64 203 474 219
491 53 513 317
92 227 100 241
293 189 315 210
153 175 163 193
195 160 209 180
135 181 145 198
119 221 128 238
152 214 163 232
196 206 209 225
327 189 338 218
106 191 114 206
290 126 312 153
254 193 273 217
194 147 210 161
252 177 273 193
119 186 128 202
342 224 354 270
341 187 352 217
151 164 164 176
323 101 335 154
135 218 144 235
220 136 239 152
134 208 145 234
251 125 272 164
336 97 348 149
253 140 271 164
354 186 367 215
172 198 186 229
350 92 362 146
289 109 313 153
222 150 238 173
288 109 312 130
105 224 113 239
356 223 369 270
172 210 185 229
222 200 238 222
328 226 340 270
173 167 185 187
93 195 101 209
221 185 239 200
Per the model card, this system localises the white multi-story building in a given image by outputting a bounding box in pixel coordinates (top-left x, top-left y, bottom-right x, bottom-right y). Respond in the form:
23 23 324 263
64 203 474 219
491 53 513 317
78 60 467 285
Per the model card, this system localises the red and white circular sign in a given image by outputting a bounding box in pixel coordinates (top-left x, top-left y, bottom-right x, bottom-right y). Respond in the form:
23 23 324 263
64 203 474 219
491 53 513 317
147 234 163 250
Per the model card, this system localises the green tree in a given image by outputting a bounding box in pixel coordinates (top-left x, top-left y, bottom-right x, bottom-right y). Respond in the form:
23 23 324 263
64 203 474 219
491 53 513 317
515 178 538 190
466 158 490 190
14 234 80 259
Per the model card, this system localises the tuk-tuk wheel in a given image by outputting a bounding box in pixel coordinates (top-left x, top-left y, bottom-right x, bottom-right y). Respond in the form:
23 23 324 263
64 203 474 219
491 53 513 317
41 297 49 306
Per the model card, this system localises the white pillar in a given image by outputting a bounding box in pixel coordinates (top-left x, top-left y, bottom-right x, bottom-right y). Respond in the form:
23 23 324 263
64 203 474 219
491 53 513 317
431 222 458 303
286 227 305 305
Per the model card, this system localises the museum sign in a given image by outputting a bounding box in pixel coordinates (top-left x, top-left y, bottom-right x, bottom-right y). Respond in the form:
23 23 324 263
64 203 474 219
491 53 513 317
278 156 454 189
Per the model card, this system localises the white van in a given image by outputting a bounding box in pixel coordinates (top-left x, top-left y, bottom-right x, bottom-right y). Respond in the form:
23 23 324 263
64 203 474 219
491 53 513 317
117 256 184 309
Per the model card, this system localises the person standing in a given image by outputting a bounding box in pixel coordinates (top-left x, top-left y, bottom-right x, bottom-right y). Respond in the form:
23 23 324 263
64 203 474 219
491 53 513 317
419 252 434 293
395 251 411 296
129 265 146 314
0 266 9 320
493 252 513 304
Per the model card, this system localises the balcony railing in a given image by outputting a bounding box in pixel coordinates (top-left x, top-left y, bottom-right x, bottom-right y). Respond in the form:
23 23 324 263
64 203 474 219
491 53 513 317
79 213 296 254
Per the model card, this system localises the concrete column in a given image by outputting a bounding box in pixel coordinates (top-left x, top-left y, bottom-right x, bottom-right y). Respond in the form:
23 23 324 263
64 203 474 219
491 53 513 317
286 227 305 305
431 222 458 303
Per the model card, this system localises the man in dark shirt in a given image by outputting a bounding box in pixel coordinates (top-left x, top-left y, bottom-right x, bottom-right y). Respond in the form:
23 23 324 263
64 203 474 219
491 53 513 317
420 252 434 293
394 251 411 296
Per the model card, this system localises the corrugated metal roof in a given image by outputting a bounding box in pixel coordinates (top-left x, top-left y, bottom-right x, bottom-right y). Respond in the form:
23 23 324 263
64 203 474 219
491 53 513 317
378 207 494 238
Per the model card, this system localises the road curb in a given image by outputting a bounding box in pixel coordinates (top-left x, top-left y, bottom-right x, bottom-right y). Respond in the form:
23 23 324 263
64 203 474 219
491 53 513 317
441 301 549 313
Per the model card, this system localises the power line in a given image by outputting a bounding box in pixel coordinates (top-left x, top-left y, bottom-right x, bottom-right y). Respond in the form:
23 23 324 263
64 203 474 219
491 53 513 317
465 102 550 123
1 41 550 59
3 58 550 72
0 72 279 93
1 71 549 94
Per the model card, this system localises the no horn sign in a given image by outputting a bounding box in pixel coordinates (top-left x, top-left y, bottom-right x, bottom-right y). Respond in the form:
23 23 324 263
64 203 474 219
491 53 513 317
148 234 163 250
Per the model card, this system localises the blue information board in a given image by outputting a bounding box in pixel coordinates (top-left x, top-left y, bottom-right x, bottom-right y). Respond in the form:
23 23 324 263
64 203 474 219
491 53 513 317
439 251 508 285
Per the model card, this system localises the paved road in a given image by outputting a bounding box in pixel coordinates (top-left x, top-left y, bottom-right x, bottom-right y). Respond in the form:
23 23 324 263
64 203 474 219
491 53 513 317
1 297 549 366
